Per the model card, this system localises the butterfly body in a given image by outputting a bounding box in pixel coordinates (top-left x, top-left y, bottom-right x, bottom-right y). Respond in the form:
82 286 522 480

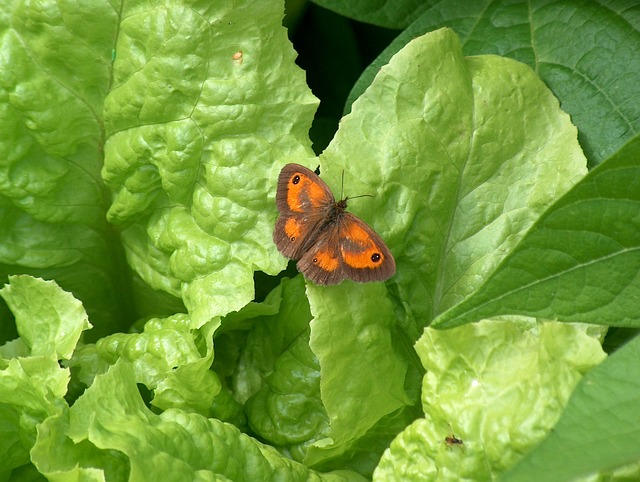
273 163 395 285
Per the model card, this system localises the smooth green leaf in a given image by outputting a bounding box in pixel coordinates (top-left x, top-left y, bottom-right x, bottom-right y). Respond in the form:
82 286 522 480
374 319 606 481
345 1 640 166
101 0 318 324
0 276 91 359
311 0 434 29
317 27 585 329
434 135 640 330
307 282 412 461
501 334 640 482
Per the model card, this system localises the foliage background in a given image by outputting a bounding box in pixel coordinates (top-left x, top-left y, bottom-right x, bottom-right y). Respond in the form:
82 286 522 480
1 0 639 481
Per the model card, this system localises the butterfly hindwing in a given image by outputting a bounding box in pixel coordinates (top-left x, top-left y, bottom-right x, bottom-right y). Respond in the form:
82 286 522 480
297 224 345 285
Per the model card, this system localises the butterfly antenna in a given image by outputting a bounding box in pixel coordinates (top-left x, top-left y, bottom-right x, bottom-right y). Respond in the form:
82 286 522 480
348 194 374 200
341 168 373 201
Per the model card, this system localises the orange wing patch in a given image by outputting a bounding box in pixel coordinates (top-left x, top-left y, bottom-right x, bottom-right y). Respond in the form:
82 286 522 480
342 246 386 269
341 222 386 269
312 249 340 272
345 223 370 243
284 217 302 242
286 172 332 212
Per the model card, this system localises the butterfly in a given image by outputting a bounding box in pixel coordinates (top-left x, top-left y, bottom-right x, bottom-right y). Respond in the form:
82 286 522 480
273 163 395 285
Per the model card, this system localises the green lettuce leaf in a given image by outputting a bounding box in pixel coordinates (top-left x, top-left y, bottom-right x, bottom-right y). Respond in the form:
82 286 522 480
1 1 628 481
306 283 413 464
223 275 418 476
308 404 423 478
0 276 91 359
101 0 319 325
0 276 93 364
257 25 589 474
32 408 130 482
296 28 586 466
501 333 640 482
0 276 91 480
230 277 329 457
374 319 606 481
0 1 134 338
434 136 640 330
342 2 640 166
314 27 585 333
67 314 220 416
33 360 366 482
0 358 69 481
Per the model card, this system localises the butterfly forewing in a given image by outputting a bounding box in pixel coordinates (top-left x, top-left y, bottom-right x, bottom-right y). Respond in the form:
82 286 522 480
274 164 334 259
338 213 395 283
276 164 334 215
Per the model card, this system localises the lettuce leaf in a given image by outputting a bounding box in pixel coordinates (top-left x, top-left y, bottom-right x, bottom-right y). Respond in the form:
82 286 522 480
0 0 632 480
434 136 640 330
339 2 640 166
501 332 640 482
314 28 586 335
0 275 91 359
374 319 607 481
229 277 329 458
33 360 366 482
221 275 420 477
0 276 91 479
292 27 587 472
93 314 220 414
0 0 133 338
306 283 413 464
101 0 318 326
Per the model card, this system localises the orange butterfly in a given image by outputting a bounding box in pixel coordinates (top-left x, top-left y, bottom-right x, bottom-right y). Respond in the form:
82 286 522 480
273 163 395 285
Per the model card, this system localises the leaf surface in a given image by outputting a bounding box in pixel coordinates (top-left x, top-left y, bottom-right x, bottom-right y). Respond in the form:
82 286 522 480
434 136 640 330
345 1 640 166
501 333 640 482
101 0 318 324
